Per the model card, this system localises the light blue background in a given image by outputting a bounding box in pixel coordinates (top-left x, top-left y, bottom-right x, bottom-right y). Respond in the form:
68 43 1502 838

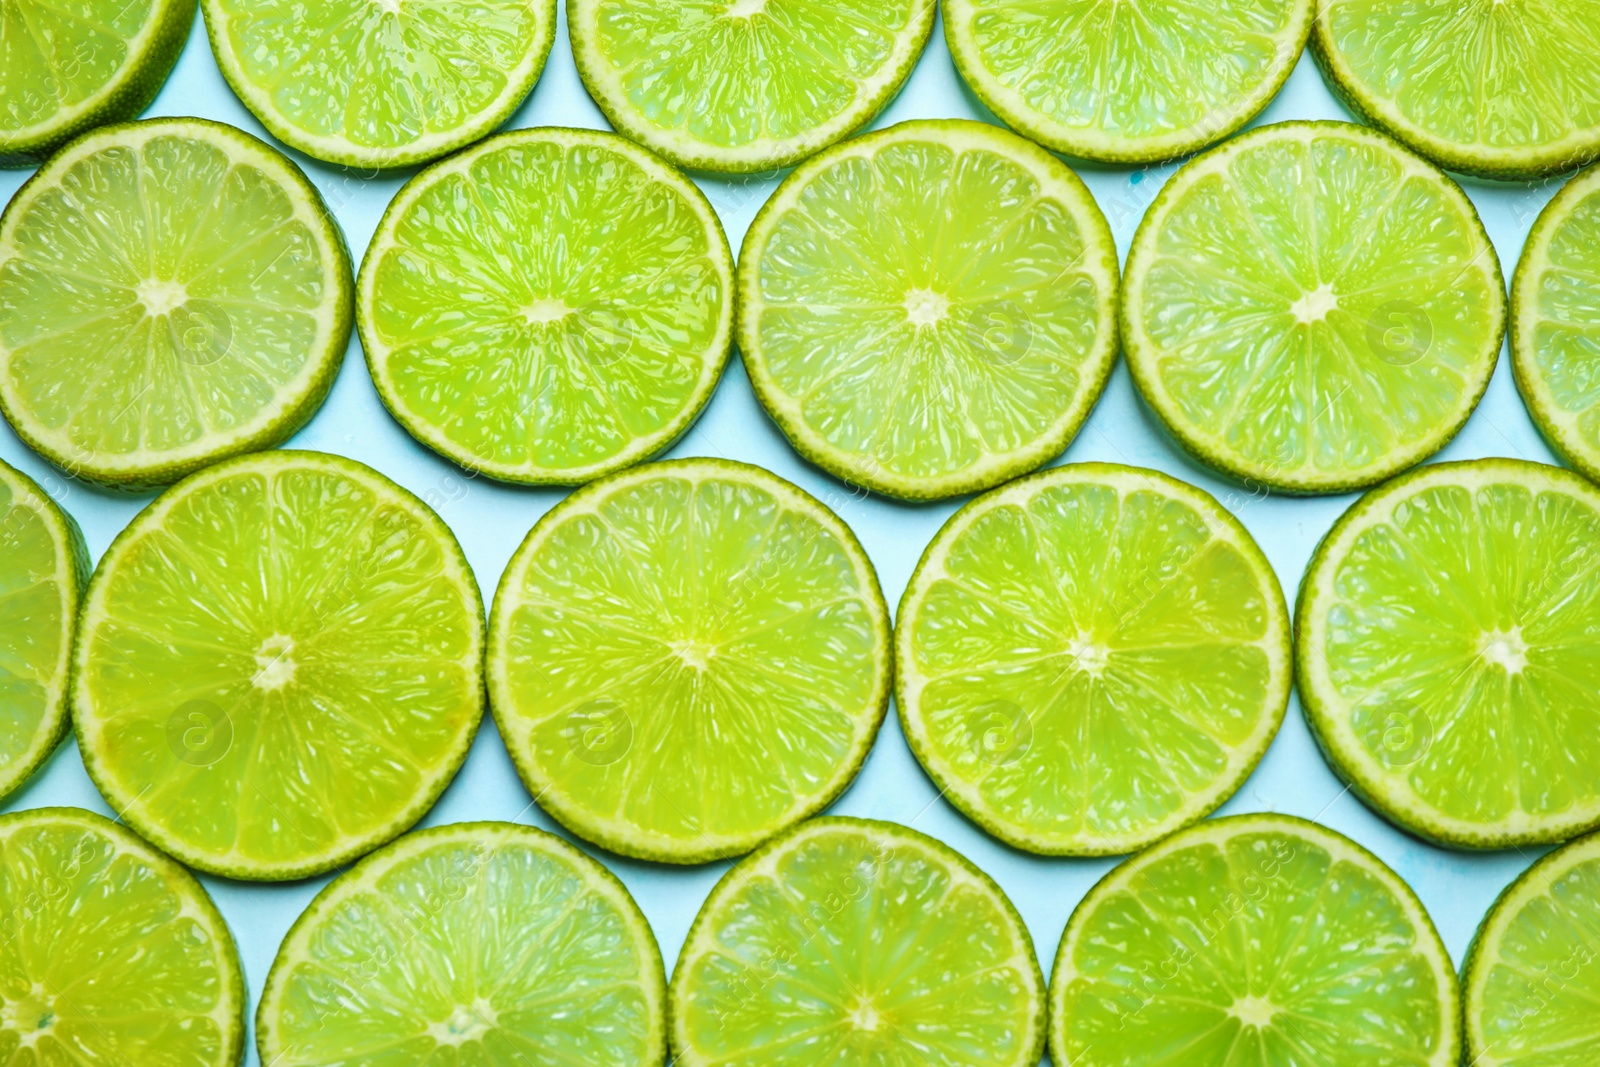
0 9 1573 1062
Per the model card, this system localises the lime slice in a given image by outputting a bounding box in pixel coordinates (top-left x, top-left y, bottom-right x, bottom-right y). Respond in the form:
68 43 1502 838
0 459 86 800
670 816 1045 1067
0 117 353 492
896 463 1291 856
739 119 1119 500
71 450 484 881
569 0 935 173
1313 0 1600 179
359 128 733 486
1464 831 1600 1066
259 820 664 1067
1052 813 1459 1067
1123 120 1504 494
0 0 192 166
0 806 244 1064
488 458 890 863
943 0 1313 164
201 0 557 169
1513 165 1600 484
1297 458 1600 848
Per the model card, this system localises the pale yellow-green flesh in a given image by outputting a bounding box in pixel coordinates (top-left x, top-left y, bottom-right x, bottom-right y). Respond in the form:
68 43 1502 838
674 821 1040 1066
0 0 156 135
1522 179 1600 467
0 471 71 794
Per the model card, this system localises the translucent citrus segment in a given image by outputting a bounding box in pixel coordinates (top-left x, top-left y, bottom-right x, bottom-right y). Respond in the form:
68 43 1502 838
0 807 244 1065
739 119 1119 500
71 450 485 881
1051 814 1460 1067
896 463 1291 856
1313 0 1600 179
1123 121 1504 493
670 817 1045 1067
0 459 86 800
259 821 665 1067
0 0 192 166
1296 459 1600 848
1513 165 1600 484
359 128 733 486
488 458 890 864
943 0 1313 163
201 0 557 168
569 0 936 172
1465 831 1600 1067
0 118 353 491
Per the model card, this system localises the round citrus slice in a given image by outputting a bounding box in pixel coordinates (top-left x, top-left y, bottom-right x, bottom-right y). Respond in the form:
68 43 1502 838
896 463 1290 856
0 806 244 1065
1297 458 1600 849
201 0 557 169
943 0 1313 164
569 0 936 173
1051 813 1459 1067
488 458 890 864
0 0 192 166
259 821 665 1067
359 128 733 486
0 117 353 492
71 450 484 881
1123 120 1504 493
1464 831 1600 1066
670 817 1045 1067
739 119 1119 500
1513 165 1600 484
1312 0 1600 179
0 459 86 801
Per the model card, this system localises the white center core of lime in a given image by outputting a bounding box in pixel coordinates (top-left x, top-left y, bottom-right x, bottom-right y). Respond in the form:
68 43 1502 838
252 634 297 690
372 0 402 13
1066 634 1109 675
847 997 885 1032
520 299 572 325
136 279 188 317
904 288 950 327
1289 283 1338 323
427 1001 497 1046
1 984 55 1047
1479 626 1528 673
673 639 714 671
723 0 769 17
1229 995 1278 1028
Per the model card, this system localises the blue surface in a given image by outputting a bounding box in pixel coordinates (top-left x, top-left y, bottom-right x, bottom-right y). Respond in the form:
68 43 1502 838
0 11 1571 1062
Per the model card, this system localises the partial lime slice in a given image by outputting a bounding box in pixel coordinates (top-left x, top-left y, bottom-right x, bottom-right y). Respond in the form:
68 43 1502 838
0 459 86 800
739 119 1119 500
896 463 1290 856
944 0 1313 164
1123 120 1504 493
488 458 890 863
1313 0 1600 179
201 0 557 169
0 806 244 1064
1514 165 1600 484
671 816 1044 1067
1051 813 1459 1067
0 0 192 166
359 128 733 486
259 821 664 1067
0 118 353 491
1297 458 1600 848
71 450 484 880
569 0 935 173
1464 831 1600 1066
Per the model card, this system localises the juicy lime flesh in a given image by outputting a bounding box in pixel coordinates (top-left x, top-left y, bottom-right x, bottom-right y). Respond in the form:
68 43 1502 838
0 0 155 135
268 831 658 1065
1134 128 1499 484
904 476 1282 849
750 134 1111 487
0 475 70 787
368 137 727 476
1 132 332 462
495 469 883 857
1525 179 1600 459
1057 826 1450 1064
78 460 480 873
676 823 1038 1066
0 814 235 1064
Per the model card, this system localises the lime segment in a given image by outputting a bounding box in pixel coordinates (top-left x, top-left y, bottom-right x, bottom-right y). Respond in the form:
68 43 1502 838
896 463 1290 855
1297 458 1600 848
671 817 1045 1067
488 458 890 863
71 450 485 880
259 821 665 1067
